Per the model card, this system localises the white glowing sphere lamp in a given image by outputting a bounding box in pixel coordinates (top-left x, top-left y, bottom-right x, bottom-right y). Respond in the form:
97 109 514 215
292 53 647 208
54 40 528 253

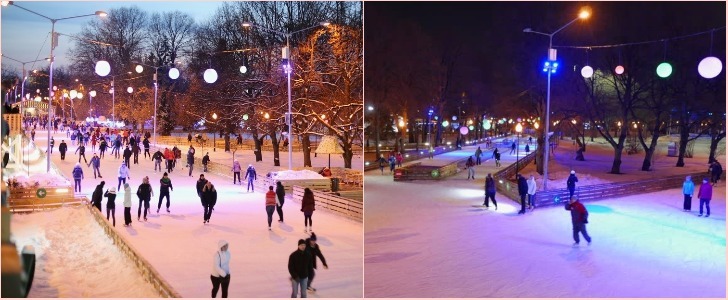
204 69 218 83
698 56 723 79
95 60 111 76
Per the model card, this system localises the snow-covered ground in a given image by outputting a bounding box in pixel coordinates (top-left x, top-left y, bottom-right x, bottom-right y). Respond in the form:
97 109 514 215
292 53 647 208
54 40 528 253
364 139 726 297
10 130 363 298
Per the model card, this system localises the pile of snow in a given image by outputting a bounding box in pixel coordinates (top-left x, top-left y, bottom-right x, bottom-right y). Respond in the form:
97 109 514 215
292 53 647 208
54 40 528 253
10 207 159 297
6 173 71 189
268 169 325 180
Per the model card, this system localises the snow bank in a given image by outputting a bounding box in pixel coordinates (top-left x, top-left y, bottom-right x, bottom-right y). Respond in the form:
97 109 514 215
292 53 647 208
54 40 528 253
10 207 159 297
6 173 71 189
268 169 325 180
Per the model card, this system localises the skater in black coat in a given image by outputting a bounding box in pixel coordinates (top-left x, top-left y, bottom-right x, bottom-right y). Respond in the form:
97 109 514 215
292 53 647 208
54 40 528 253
517 174 528 214
59 140 68 160
276 181 286 222
484 173 498 209
567 170 579 198
136 177 153 221
202 181 217 223
104 186 117 227
91 181 105 211
289 239 311 298
122 146 132 169
305 233 328 292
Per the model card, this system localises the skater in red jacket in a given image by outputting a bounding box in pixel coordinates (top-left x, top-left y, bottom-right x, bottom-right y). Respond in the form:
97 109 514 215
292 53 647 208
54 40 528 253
565 196 591 246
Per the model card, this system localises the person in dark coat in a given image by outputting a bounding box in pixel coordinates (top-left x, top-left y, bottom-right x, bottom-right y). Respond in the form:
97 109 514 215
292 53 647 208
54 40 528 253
202 152 210 172
91 181 105 211
158 172 174 213
710 161 722 186
136 176 153 221
153 149 164 172
98 139 108 158
517 174 528 214
304 233 328 292
697 178 713 217
289 239 311 298
142 137 151 159
59 140 68 160
493 148 501 167
565 196 591 246
104 186 117 227
567 170 579 198
202 181 217 223
87 153 102 179
301 188 316 233
187 146 195 177
122 146 132 169
484 173 497 209
49 137 54 154
510 141 516 154
132 143 140 164
276 181 286 222
75 144 87 163
197 174 208 198
72 163 84 193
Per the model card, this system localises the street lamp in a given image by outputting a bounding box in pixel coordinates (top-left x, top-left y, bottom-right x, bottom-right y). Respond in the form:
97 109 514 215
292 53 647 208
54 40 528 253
515 122 523 177
212 113 218 152
3 1 107 172
242 20 330 170
523 6 590 190
89 90 96 118
134 61 171 149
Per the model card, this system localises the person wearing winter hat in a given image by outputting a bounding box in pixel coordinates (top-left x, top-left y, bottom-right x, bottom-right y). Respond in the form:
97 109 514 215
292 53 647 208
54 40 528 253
91 181 105 211
305 233 328 293
231 160 242 184
72 162 84 193
697 178 713 217
265 186 278 230
289 239 311 298
104 186 118 227
301 188 316 233
158 172 174 214
118 162 130 190
276 181 286 222
211 240 231 298
123 183 133 226
565 196 591 246
567 170 579 198
244 164 257 192
202 181 217 224
682 175 695 211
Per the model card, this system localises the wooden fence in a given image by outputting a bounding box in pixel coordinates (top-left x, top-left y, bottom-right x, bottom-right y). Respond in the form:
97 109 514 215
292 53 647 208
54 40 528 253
492 151 538 201
291 185 362 222
6 187 81 212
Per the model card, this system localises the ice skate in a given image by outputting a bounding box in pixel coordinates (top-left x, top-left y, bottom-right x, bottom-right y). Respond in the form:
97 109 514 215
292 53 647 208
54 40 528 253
307 286 316 292
572 242 579 247
167 208 170 213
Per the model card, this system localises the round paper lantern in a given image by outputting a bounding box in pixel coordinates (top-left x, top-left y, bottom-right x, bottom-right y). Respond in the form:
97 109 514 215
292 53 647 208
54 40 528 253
459 126 469 135
615 65 625 75
656 62 672 78
240 66 248 74
697 56 723 79
581 65 594 78
95 60 111 76
135 65 144 73
127 87 133 93
203 68 218 83
168 68 180 79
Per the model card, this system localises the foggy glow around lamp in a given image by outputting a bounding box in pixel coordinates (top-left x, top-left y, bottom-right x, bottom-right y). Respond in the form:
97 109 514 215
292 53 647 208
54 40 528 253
204 68 218 83
95 60 111 76
169 68 180 79
615 65 625 75
581 65 594 78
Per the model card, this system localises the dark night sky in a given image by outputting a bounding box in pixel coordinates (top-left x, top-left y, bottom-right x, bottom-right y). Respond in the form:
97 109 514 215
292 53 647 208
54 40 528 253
365 1 726 110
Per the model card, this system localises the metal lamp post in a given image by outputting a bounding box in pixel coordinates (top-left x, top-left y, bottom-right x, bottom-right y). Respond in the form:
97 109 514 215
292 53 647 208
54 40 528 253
3 1 107 172
515 123 523 177
242 21 330 170
133 61 166 149
212 113 218 152
522 7 590 190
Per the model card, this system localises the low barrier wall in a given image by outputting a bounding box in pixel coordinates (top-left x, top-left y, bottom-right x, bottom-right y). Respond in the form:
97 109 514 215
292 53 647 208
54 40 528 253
291 185 362 222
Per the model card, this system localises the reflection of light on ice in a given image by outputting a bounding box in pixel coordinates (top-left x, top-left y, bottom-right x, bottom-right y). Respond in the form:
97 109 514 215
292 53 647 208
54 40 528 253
452 187 519 214
269 170 324 180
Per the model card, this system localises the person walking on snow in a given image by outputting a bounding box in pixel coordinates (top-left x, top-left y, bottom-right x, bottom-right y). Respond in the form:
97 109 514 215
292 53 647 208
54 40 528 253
527 175 537 210
265 185 278 230
301 188 316 233
276 181 286 222
72 162 84 193
232 160 242 184
305 232 328 293
91 181 105 211
697 178 712 217
117 162 130 190
75 144 87 163
244 164 257 192
517 174 528 214
565 196 591 246
682 175 694 211
289 239 311 298
123 183 133 227
158 172 173 213
211 240 231 298
484 173 498 209
567 170 579 198
59 140 68 160
202 181 217 224
466 156 475 180
202 152 210 172
104 186 117 227
136 177 153 221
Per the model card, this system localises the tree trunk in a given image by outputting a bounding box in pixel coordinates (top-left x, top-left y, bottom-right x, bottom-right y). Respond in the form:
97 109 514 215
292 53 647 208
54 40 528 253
302 133 312 167
252 130 263 162
676 124 689 167
639 123 661 171
610 127 628 174
708 131 725 163
270 131 280 167
342 140 353 169
224 133 230 152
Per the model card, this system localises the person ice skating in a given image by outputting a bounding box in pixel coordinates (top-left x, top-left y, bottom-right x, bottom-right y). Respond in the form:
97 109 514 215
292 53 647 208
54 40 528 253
30 128 35 141
87 153 102 179
697 178 712 217
118 162 130 190
172 145 181 170
202 152 210 172
525 144 530 153
104 186 117 227
187 146 195 177
75 144 87 163
493 148 501 167
428 145 434 159
276 181 285 222
232 160 242 184
301 188 316 233
153 149 163 172
305 232 328 293
245 164 257 192
466 156 475 180
395 152 403 168
72 162 84 193
132 142 140 164
197 174 208 199
289 239 311 298
517 174 528 214
211 240 231 298
682 175 694 211
475 146 482 165
187 132 192 144
59 140 68 160
378 155 386 174
164 147 174 173
388 155 396 174
123 146 132 169
123 183 133 226
565 196 591 246
265 185 278 230
136 176 153 221
527 175 537 210
158 172 173 213
142 137 151 159
484 173 498 209
202 181 217 223
510 141 516 154
91 181 105 211
98 138 108 158
567 170 579 198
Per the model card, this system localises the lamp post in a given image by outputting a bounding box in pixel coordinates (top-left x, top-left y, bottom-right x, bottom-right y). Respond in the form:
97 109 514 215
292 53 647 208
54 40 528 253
89 90 96 118
0 55 48 105
515 122 523 177
134 61 169 149
242 20 330 170
212 113 218 152
522 7 590 190
3 1 107 172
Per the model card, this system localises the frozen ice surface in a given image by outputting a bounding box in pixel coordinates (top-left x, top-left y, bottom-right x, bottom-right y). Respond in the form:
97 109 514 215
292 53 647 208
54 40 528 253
270 169 325 180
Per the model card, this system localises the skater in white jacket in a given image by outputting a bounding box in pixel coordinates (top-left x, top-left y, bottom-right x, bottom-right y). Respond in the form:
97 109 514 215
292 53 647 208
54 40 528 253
211 240 231 298
527 175 538 210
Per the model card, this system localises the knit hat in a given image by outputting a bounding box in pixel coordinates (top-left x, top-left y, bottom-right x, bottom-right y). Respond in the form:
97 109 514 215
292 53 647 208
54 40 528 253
218 240 228 249
570 170 576 175
298 239 306 246
309 233 317 241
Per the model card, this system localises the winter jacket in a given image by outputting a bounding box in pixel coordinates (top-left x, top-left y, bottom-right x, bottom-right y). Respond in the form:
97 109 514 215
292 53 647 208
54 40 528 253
196 179 208 196
494 152 501 160
711 163 723 177
152 151 163 161
485 176 496 193
202 185 217 206
99 140 108 151
245 167 257 180
59 142 67 152
104 190 117 208
305 240 328 269
136 183 153 200
211 249 231 277
88 156 101 168
276 183 285 203
301 193 315 213
132 144 140 154
142 139 150 149
118 165 130 178
75 145 85 155
72 166 84 180
160 177 173 192
466 158 474 168
698 182 712 200
91 184 104 207
202 155 210 165
123 186 132 207
683 180 695 195
232 161 242 172
123 148 132 159
567 174 579 190
266 190 277 206
565 200 588 224
527 178 537 195
164 149 174 160
288 249 310 279
187 152 194 165
517 176 528 196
